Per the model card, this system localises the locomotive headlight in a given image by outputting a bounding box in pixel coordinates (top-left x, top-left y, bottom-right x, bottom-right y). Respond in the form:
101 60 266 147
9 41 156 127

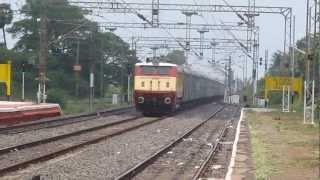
138 97 144 104
164 97 171 104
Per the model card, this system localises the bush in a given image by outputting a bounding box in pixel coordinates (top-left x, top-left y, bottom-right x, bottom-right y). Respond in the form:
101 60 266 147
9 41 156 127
46 89 68 108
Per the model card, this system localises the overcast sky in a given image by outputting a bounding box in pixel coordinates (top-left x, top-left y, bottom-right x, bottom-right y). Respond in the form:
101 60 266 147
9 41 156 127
3 0 308 80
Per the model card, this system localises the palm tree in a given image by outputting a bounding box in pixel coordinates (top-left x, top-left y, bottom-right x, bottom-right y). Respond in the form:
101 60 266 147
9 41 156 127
0 3 13 49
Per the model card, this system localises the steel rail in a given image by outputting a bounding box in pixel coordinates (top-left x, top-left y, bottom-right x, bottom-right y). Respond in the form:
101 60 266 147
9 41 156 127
192 123 230 180
0 106 134 134
0 115 143 156
0 100 221 176
115 105 226 180
192 109 240 180
0 115 167 176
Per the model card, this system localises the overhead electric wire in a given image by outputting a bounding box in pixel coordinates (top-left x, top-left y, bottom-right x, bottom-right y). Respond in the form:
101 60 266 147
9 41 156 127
219 20 253 60
205 0 253 61
104 0 201 57
48 19 92 46
220 0 249 26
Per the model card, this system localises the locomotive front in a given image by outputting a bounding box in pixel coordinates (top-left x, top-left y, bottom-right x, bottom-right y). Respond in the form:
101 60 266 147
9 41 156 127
133 62 178 115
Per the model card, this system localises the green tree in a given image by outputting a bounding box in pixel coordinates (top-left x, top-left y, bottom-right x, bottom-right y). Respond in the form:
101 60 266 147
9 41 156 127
5 0 137 101
0 3 13 48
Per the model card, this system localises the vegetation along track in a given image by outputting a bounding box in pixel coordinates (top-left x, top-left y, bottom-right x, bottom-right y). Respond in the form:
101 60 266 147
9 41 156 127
0 113 174 176
115 105 235 180
0 106 135 134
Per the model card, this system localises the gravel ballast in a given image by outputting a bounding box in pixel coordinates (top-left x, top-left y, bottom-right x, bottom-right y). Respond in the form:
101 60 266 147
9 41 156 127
132 106 240 180
0 114 138 149
3 103 222 180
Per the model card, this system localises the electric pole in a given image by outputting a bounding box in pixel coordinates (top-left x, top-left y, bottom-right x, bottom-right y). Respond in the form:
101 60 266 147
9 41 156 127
211 40 218 64
152 0 160 27
100 38 104 97
228 56 232 98
75 39 80 97
197 28 209 58
182 11 197 63
265 49 268 76
38 0 49 103
291 16 296 78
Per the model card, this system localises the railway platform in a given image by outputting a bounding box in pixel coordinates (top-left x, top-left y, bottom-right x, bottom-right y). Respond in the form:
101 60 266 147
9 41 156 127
227 107 319 180
0 101 62 126
226 108 256 180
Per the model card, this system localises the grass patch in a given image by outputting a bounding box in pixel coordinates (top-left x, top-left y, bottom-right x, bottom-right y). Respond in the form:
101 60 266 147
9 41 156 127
250 128 278 179
247 111 319 180
63 98 128 114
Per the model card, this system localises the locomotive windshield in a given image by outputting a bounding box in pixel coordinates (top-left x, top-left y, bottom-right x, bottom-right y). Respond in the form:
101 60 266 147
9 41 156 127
141 66 172 75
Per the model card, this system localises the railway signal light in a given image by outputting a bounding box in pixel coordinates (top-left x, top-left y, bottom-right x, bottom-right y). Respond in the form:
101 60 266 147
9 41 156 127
259 57 263 66
21 61 33 72
307 54 313 61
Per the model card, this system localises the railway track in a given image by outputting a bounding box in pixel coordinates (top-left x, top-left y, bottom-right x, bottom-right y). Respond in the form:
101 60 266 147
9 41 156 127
115 105 231 180
0 106 134 134
193 108 240 180
192 120 232 180
0 114 173 176
0 102 225 178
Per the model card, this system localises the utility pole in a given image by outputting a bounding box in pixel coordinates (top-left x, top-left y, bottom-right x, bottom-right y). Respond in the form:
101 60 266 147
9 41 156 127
75 39 80 97
315 0 320 120
197 28 209 58
127 73 131 104
291 16 296 78
228 56 232 99
265 49 268 76
151 0 160 27
89 66 95 112
100 38 104 97
151 46 159 62
211 40 218 64
182 11 197 63
303 0 318 124
37 0 49 104
252 29 259 105
224 63 228 103
306 0 311 82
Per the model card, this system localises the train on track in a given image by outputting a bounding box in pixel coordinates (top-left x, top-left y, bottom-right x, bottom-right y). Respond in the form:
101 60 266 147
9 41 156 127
133 60 225 115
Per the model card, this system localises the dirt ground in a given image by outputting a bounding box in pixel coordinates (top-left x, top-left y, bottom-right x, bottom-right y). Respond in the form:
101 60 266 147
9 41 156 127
246 110 319 180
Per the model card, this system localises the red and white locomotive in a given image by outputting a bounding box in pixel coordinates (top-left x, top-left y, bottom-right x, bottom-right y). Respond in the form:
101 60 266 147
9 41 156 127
133 62 224 115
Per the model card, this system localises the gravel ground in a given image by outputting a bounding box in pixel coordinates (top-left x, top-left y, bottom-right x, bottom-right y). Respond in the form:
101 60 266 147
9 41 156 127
0 117 157 172
132 106 240 180
0 113 138 149
2 102 222 180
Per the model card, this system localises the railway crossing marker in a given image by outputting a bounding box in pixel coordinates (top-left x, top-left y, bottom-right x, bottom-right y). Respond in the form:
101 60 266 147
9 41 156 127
0 62 11 98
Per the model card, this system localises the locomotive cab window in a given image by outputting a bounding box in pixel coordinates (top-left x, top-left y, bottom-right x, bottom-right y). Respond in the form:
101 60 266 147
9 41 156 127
141 66 171 75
